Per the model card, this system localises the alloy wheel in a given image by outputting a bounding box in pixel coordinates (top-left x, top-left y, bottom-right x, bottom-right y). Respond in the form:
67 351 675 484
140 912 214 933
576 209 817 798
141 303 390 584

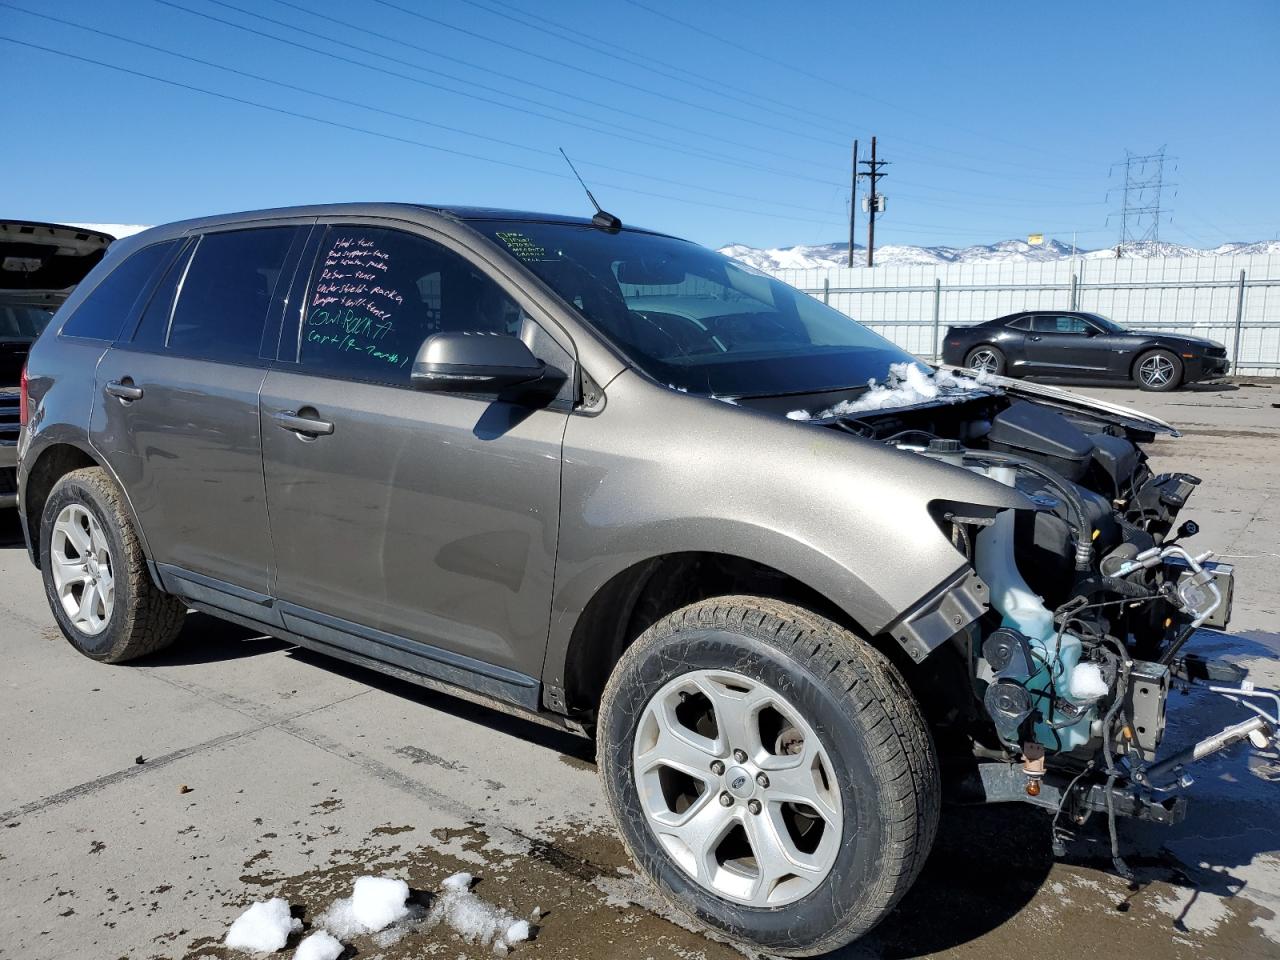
50 503 115 636
632 669 842 907
968 349 1000 374
1139 354 1175 387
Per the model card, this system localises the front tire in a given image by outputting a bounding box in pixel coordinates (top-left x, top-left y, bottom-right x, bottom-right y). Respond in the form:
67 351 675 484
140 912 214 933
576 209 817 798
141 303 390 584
40 467 186 663
598 597 939 956
1134 348 1182 391
964 345 1006 376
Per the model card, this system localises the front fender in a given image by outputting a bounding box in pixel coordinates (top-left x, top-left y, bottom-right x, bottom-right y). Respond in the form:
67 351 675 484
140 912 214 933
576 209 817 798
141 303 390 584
545 371 1028 689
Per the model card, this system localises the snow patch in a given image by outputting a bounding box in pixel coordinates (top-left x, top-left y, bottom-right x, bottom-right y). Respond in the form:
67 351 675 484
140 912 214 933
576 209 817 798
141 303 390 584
225 898 302 954
787 362 994 420
428 872 535 949
1068 662 1110 702
294 930 344 960
317 875 411 939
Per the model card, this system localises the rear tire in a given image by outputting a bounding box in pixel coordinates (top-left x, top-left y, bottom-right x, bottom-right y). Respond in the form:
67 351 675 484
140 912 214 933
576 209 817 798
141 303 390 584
1134 348 1182 391
598 596 939 956
40 467 186 663
964 345 1006 376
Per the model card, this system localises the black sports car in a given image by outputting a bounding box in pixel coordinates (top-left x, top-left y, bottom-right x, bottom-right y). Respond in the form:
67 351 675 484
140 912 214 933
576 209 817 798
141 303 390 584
940 310 1230 391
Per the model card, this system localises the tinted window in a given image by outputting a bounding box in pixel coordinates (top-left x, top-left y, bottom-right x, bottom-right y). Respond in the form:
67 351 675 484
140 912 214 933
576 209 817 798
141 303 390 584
296 226 529 385
59 241 174 341
1005 315 1031 331
1031 315 1090 334
130 239 195 349
167 227 297 362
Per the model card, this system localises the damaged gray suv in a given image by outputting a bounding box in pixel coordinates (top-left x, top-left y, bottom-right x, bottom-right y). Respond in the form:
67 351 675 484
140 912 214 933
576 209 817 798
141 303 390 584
17 204 1274 955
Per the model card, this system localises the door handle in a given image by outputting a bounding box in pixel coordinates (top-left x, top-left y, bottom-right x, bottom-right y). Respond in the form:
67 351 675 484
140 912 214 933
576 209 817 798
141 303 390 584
1029 335 1042 341
105 379 143 402
273 410 334 437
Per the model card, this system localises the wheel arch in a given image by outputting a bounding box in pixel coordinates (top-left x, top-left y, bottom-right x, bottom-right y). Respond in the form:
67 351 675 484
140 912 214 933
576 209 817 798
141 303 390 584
555 550 882 725
20 440 155 580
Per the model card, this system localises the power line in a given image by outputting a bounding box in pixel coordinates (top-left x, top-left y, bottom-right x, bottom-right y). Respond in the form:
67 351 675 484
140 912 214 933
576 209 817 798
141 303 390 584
0 35 850 229
620 0 1091 165
365 0 851 150
157 0 843 187
262 0 838 173
2 3 843 218
462 0 1101 182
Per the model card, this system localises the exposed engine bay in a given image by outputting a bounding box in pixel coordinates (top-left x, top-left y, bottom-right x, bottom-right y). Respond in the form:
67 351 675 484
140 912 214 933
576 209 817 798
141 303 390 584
797 369 1277 871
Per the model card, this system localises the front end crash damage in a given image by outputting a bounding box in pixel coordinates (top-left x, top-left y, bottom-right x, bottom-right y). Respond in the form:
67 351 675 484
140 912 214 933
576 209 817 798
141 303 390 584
798 370 1277 868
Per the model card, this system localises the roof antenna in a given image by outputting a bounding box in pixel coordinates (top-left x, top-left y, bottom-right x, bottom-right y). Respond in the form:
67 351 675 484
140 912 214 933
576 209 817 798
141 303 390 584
559 148 622 232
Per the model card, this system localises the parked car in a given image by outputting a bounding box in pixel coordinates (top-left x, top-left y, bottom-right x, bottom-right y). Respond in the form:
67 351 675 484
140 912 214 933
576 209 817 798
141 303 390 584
1 221 114 507
941 310 1230 390
16 204 1267 955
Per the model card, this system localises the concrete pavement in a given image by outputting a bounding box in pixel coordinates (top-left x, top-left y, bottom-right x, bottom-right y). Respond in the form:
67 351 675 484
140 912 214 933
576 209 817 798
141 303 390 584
0 381 1277 960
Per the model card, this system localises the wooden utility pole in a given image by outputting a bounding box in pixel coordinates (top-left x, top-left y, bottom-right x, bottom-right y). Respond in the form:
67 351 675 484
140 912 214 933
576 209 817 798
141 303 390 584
847 139 858 267
857 136 889 267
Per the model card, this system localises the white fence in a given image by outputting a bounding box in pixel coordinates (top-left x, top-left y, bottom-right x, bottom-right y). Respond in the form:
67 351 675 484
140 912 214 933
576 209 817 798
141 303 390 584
771 254 1280 377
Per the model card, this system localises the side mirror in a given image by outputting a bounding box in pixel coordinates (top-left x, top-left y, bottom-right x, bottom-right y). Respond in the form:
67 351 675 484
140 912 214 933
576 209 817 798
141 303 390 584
410 331 545 393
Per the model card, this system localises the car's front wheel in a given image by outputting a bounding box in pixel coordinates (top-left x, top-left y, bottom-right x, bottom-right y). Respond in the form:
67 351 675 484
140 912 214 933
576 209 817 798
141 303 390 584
965 345 1006 376
40 467 187 663
1134 348 1182 391
598 597 939 956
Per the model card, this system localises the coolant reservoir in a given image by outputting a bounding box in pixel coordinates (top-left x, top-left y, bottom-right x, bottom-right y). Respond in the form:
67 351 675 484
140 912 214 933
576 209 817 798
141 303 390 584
975 506 1094 751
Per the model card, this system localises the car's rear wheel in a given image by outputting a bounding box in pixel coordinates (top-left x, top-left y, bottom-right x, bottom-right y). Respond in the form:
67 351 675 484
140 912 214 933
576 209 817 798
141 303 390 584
964 345 1006 376
40 467 186 663
1134 348 1182 391
598 597 939 956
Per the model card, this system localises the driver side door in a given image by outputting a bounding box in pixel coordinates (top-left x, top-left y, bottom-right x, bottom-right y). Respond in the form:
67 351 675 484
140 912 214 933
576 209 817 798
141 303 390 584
1024 314 1106 375
260 223 575 708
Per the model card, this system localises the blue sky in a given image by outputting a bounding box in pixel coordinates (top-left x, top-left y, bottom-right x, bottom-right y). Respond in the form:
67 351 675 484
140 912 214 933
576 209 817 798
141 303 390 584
2 0 1277 250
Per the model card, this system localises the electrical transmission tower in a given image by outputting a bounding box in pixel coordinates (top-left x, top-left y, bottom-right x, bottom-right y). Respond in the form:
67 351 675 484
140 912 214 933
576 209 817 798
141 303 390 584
1109 147 1175 257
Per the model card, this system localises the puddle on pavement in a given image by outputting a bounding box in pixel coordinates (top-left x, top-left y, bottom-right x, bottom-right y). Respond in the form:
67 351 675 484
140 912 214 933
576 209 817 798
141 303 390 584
163 805 1279 960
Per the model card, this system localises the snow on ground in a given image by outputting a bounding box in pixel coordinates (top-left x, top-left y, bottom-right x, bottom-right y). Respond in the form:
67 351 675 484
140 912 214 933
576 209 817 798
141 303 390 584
225 898 303 954
786 362 995 420
316 875 412 939
293 930 343 960
227 872 538 956
430 872 534 952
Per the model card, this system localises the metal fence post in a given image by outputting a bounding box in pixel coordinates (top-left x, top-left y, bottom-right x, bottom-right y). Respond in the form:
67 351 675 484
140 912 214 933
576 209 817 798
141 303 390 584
931 278 942 361
823 277 830 305
1232 268 1247 369
1069 272 1078 310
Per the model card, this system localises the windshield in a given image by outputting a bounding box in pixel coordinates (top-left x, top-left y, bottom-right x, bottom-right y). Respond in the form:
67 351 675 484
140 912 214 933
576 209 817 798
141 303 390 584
0 302 55 340
471 220 917 396
1085 312 1126 333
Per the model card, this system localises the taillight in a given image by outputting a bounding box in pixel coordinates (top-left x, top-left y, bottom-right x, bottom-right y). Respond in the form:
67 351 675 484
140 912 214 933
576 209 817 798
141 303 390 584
19 365 29 426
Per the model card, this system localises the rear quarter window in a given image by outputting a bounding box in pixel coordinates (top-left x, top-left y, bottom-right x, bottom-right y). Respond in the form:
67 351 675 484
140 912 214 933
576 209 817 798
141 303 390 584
166 227 298 363
59 241 175 341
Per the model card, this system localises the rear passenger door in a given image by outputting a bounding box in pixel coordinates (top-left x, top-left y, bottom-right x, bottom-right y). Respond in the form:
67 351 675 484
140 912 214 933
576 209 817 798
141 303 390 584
90 224 309 615
259 223 573 705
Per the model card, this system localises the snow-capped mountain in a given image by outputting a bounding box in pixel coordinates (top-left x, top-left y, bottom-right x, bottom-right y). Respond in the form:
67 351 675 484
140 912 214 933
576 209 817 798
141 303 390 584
719 238 1280 272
